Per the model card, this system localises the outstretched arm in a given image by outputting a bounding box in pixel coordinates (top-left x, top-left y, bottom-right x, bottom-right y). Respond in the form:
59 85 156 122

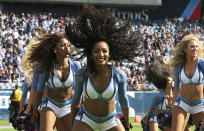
172 66 180 104
144 109 152 124
25 66 39 114
32 72 48 122
19 98 26 114
19 81 29 113
24 89 36 114
71 70 84 125
118 70 130 128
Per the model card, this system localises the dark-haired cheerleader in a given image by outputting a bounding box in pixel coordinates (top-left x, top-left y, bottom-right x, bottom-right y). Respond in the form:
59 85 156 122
28 33 81 131
66 5 142 131
141 58 174 131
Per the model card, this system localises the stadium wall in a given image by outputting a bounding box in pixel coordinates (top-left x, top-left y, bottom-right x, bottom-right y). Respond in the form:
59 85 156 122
116 91 159 117
202 0 204 22
0 0 162 6
0 3 2 10
111 0 201 20
0 0 201 20
0 91 159 119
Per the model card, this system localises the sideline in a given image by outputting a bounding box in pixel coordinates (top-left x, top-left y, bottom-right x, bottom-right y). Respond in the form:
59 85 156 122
0 123 141 128
0 125 12 128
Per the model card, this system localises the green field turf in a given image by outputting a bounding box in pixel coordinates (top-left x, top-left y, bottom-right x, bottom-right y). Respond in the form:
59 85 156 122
0 120 9 126
0 118 142 131
0 118 196 131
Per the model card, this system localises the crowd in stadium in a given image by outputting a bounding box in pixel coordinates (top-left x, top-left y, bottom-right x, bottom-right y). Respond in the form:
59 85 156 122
0 11 203 91
1 2 203 131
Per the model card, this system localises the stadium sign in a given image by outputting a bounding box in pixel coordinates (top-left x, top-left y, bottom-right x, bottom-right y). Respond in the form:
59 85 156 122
1 0 202 22
111 8 149 21
0 0 162 6
0 91 11 109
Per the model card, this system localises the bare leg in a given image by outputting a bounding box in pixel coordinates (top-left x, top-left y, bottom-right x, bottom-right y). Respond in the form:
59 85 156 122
149 121 158 131
200 118 204 131
55 118 64 131
61 113 72 131
171 105 189 131
108 123 125 131
72 120 94 131
162 126 171 131
182 114 190 131
40 107 56 131
184 124 191 131
192 111 204 128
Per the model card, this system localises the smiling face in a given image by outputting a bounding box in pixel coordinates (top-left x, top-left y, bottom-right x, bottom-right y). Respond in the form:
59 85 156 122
185 40 199 59
91 41 110 66
55 38 72 58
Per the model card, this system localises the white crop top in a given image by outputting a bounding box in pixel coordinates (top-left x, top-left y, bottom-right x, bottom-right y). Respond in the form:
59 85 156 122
84 71 116 101
46 63 74 88
179 64 203 87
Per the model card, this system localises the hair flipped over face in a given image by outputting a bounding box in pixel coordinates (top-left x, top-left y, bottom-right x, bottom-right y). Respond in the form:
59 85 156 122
65 5 143 73
145 57 172 90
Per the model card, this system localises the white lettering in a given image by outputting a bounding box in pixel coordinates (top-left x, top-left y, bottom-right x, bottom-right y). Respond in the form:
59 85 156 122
134 12 141 20
111 8 149 21
117 11 120 18
121 12 126 19
128 12 134 19
142 9 149 21
112 8 116 17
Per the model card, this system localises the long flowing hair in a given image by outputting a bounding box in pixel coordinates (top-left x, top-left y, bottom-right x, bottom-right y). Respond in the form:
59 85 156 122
21 39 40 85
145 57 172 90
28 33 68 72
65 5 143 74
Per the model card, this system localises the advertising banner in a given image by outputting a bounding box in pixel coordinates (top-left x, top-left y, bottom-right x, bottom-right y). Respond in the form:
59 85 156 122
0 91 12 110
0 96 10 109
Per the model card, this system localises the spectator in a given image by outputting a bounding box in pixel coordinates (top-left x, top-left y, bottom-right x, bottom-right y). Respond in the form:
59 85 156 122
9 85 22 118
0 10 203 91
0 69 9 83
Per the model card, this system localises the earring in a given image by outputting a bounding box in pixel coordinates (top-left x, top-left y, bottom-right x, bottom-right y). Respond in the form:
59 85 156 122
54 50 57 53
